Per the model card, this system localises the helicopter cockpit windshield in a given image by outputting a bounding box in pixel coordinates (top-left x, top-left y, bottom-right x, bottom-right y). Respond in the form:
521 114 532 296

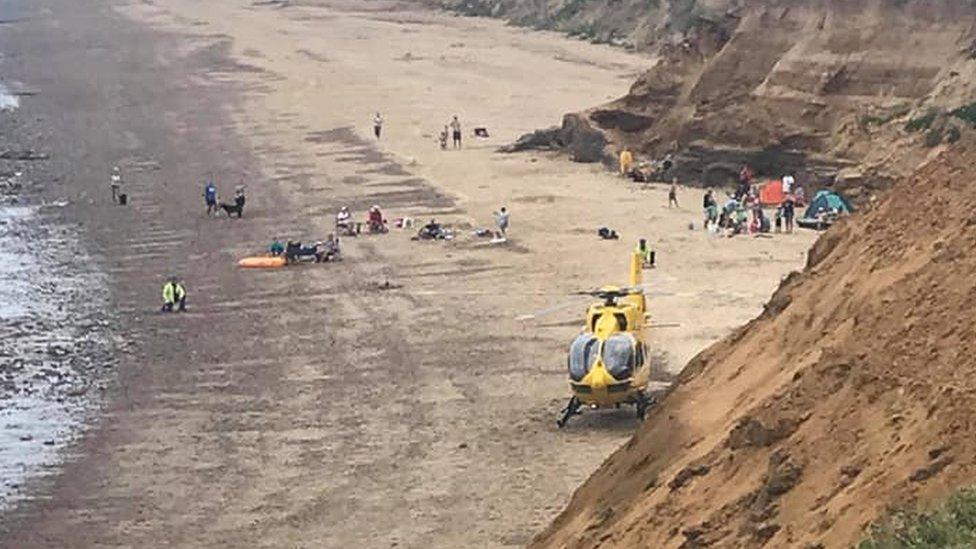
602 333 637 380
568 334 599 381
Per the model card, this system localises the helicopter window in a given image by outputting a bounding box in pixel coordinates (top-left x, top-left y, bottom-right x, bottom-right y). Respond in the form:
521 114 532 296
602 333 636 380
614 313 628 331
568 334 599 382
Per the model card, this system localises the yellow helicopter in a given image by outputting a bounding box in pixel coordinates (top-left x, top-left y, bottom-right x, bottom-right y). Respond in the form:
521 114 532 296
557 250 654 428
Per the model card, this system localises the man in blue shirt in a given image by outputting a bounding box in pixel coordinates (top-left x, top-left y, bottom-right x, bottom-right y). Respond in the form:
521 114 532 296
203 181 217 216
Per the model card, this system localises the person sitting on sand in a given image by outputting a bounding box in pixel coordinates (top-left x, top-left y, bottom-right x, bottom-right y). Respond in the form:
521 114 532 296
323 233 339 253
418 219 443 240
270 237 285 257
367 205 385 232
336 206 352 231
734 207 749 235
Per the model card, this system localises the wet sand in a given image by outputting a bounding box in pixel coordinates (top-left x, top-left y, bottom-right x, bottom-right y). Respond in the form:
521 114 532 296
1 81 118 507
1 0 815 547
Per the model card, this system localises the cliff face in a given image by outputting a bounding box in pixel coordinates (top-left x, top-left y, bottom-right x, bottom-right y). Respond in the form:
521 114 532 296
531 138 976 547
604 0 976 192
439 0 737 50
468 0 976 194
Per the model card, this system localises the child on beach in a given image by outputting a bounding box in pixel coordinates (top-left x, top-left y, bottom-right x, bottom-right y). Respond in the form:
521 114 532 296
438 126 449 150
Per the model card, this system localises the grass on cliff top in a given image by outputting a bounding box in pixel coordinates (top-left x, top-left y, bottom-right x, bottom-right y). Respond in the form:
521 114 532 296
859 487 976 549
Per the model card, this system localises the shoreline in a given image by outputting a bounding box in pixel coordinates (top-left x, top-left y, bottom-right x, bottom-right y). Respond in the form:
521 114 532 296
0 97 118 509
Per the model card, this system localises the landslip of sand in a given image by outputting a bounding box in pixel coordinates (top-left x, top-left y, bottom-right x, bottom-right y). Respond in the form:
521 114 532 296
534 139 976 547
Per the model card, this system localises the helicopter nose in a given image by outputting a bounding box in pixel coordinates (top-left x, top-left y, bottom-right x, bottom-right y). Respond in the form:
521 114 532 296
587 361 613 389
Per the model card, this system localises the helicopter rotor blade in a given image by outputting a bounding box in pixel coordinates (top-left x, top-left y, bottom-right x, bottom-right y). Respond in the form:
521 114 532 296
533 319 682 329
515 296 588 322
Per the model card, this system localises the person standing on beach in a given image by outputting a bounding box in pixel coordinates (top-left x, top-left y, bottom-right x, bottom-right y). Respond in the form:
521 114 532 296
493 206 509 238
203 180 218 216
635 238 655 268
373 112 383 139
110 165 123 204
782 173 795 195
619 147 633 176
782 195 796 233
703 189 717 229
450 115 462 149
668 179 679 208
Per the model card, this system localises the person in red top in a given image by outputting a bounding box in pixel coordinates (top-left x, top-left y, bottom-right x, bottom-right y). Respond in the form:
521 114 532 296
367 205 385 232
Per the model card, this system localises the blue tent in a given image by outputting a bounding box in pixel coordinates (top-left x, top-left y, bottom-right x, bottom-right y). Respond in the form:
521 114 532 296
804 190 854 218
797 190 854 229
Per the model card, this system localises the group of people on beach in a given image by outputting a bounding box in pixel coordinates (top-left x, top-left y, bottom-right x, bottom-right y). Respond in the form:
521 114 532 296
619 146 675 184
202 179 247 218
616 149 809 238
373 111 466 150
438 115 463 150
701 166 804 237
138 108 502 313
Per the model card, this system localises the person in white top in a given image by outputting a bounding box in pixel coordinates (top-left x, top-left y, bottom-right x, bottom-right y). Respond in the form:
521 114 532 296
110 166 123 203
782 174 795 195
493 206 509 238
373 112 383 139
336 206 352 228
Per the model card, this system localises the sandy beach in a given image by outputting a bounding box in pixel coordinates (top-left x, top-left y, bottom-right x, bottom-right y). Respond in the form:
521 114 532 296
1 0 815 546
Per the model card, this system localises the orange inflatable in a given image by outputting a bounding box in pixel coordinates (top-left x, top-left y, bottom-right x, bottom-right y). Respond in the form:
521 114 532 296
238 256 286 269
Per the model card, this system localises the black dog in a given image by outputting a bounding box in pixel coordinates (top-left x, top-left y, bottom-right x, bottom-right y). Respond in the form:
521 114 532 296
219 195 246 218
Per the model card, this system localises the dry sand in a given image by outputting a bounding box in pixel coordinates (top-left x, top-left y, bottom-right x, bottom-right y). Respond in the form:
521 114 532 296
122 0 815 374
2 0 815 546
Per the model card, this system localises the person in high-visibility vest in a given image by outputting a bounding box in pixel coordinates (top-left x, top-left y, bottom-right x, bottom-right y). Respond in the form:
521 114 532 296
619 147 633 175
635 238 655 269
161 277 187 313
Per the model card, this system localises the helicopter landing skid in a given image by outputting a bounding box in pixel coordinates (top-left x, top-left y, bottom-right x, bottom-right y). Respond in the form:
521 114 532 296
556 396 582 428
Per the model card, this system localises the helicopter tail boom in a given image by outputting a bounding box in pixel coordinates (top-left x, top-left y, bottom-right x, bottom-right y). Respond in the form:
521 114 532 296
629 251 642 288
